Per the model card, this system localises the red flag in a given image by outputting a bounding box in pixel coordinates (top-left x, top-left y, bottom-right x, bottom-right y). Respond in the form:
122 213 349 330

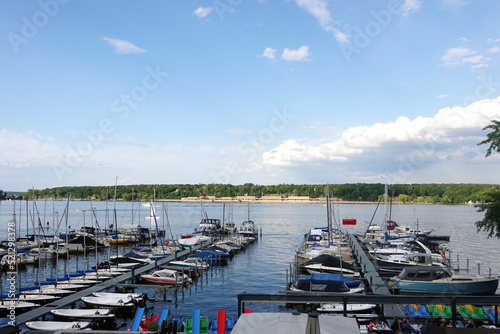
342 219 356 225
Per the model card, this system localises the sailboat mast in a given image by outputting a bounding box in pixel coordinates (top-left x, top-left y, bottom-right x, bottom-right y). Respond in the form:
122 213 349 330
326 185 332 247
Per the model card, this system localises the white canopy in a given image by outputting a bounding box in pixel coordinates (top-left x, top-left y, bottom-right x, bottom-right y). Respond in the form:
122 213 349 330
231 312 360 334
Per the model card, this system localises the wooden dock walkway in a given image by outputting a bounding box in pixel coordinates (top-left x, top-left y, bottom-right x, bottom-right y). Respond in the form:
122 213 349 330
347 233 405 318
15 240 211 326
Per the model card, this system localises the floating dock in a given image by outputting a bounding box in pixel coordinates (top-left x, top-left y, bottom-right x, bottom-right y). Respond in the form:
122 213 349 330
15 240 211 326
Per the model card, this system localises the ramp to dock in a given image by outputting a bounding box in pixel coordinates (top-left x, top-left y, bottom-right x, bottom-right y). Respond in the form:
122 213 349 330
129 307 145 331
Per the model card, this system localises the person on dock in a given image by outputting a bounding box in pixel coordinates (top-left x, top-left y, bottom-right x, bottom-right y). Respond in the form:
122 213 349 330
390 316 400 334
401 319 414 334
465 319 475 328
368 319 378 334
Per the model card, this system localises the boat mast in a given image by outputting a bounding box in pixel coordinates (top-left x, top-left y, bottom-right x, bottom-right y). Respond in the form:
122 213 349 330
326 185 332 248
113 176 118 256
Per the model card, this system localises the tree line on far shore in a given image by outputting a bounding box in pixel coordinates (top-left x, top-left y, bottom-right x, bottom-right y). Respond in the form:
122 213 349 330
2 182 498 205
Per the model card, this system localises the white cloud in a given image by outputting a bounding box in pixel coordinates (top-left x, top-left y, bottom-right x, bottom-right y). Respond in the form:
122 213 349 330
226 128 254 135
293 0 349 44
489 46 500 54
193 7 213 18
441 47 489 68
262 47 277 60
262 97 500 181
401 0 422 16
281 45 310 61
102 37 146 55
436 94 449 98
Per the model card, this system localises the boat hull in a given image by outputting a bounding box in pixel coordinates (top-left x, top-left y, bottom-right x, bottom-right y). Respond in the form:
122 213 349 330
392 278 499 295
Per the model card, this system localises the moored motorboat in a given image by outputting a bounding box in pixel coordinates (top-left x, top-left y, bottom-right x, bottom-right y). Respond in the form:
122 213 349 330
289 275 364 293
141 269 192 285
20 286 75 296
1 293 60 305
109 251 153 268
300 254 360 278
169 257 209 270
178 234 211 247
51 308 114 319
317 303 377 313
239 220 258 236
389 265 499 295
0 300 39 316
92 292 145 300
375 252 447 275
81 295 137 308
25 321 91 331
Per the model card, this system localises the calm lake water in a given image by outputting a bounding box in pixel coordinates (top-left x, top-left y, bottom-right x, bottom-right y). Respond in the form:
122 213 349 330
0 200 498 326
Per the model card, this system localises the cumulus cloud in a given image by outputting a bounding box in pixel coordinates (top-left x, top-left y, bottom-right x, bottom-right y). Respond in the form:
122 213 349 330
281 45 310 61
102 37 146 55
193 7 213 18
489 46 500 54
401 0 422 16
441 47 489 68
262 47 277 60
262 97 500 181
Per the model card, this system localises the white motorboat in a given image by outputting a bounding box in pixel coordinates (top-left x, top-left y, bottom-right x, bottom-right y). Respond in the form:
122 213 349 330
92 292 145 300
178 235 211 247
141 269 192 285
0 300 39 315
51 308 114 319
2 293 60 305
374 252 447 275
109 251 154 268
317 303 377 313
239 220 258 236
25 321 91 331
169 257 209 270
21 286 75 296
81 296 136 308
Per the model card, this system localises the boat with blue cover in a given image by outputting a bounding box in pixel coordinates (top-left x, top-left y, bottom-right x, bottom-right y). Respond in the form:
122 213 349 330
303 273 361 287
190 250 230 262
290 273 364 293
389 265 499 295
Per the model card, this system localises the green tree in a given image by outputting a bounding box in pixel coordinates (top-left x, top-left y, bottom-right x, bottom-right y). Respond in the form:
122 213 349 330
475 120 500 237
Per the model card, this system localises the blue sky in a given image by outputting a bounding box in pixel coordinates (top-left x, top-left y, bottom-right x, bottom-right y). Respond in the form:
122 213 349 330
1 0 500 191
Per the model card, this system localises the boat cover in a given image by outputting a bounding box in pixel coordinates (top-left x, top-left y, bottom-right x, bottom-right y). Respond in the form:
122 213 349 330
302 254 355 271
306 273 361 287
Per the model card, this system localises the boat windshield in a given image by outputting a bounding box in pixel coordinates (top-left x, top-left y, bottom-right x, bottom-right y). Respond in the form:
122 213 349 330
398 267 452 281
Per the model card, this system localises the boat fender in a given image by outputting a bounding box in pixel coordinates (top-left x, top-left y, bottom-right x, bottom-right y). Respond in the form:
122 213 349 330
164 241 169 246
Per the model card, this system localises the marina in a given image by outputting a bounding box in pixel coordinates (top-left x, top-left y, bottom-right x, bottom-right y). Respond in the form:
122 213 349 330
1 199 500 333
